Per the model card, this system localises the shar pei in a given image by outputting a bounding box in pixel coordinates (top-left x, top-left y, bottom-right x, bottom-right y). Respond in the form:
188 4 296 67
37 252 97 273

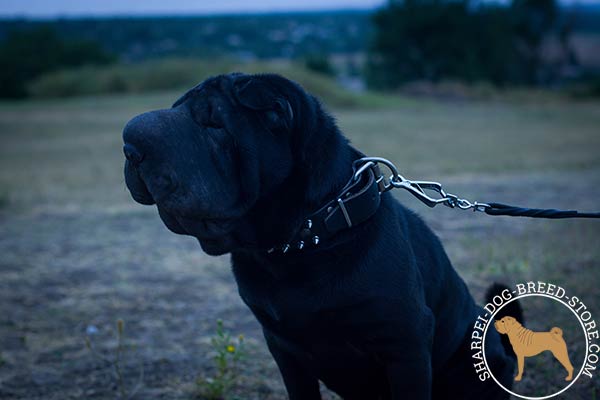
495 316 574 382
122 73 522 399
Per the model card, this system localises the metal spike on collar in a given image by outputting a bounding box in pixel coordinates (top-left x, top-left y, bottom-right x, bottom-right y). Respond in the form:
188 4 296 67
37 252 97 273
297 241 304 250
282 244 290 253
312 236 320 245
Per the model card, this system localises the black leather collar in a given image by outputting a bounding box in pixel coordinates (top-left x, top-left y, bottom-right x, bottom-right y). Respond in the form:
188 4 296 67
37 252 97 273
268 162 385 254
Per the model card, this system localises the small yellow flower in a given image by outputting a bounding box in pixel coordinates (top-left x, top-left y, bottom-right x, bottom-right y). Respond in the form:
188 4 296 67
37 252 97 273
238 334 244 341
226 345 235 353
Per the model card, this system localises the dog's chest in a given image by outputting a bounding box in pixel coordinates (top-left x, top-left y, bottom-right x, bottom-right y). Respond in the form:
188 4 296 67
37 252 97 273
232 254 375 356
241 283 325 334
248 293 372 359
233 260 332 329
240 281 374 362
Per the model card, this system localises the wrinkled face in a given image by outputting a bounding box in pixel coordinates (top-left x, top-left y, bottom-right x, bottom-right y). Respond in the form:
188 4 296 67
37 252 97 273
122 73 297 255
494 316 517 334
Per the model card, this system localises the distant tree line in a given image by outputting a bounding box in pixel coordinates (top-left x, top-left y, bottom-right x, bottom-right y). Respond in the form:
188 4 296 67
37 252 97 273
0 27 114 98
0 12 372 62
0 6 597 98
366 0 577 88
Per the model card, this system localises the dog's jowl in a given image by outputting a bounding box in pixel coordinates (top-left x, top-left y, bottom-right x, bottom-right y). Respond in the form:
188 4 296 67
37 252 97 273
123 73 519 399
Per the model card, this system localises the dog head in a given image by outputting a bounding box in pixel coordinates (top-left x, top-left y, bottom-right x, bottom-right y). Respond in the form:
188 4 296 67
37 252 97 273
122 73 336 255
494 316 520 335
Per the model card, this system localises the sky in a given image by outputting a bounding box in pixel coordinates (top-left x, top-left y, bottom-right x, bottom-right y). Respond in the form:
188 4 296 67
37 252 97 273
1 0 597 18
0 0 386 18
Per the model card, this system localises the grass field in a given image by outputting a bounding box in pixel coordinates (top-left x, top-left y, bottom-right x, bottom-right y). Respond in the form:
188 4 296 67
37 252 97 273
0 89 599 399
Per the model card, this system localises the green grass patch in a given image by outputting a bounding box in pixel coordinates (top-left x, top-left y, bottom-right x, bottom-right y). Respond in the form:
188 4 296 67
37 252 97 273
27 58 398 109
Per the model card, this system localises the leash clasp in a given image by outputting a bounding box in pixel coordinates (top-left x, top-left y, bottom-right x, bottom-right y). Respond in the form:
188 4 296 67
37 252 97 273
353 157 490 212
391 179 450 208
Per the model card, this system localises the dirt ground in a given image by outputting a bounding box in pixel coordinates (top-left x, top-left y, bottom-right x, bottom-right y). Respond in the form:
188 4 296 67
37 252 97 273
0 93 598 399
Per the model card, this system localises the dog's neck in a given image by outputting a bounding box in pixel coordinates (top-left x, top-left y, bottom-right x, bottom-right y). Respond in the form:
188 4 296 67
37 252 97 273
293 96 361 211
509 323 532 337
239 102 364 259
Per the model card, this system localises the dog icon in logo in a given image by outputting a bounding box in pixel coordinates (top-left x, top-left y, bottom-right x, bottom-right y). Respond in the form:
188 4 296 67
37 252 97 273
494 316 574 382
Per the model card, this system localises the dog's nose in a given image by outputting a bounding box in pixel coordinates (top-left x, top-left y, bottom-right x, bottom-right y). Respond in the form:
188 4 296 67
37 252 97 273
123 143 144 165
122 111 160 158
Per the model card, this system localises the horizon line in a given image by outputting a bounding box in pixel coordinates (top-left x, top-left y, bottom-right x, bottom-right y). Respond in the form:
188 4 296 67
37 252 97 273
1 1 598 20
0 6 379 20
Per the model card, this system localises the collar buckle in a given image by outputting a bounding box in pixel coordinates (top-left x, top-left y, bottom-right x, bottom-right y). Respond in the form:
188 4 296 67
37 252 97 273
337 197 353 228
268 158 382 255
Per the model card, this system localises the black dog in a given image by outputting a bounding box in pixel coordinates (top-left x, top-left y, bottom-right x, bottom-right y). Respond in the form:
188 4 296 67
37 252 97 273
123 73 518 399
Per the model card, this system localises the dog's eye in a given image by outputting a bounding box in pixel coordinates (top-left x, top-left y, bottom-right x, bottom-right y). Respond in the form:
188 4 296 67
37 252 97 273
191 101 223 129
206 120 222 129
205 104 223 129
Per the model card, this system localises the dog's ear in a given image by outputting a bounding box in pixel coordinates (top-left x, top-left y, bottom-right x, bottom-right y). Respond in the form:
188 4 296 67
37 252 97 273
234 77 293 131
